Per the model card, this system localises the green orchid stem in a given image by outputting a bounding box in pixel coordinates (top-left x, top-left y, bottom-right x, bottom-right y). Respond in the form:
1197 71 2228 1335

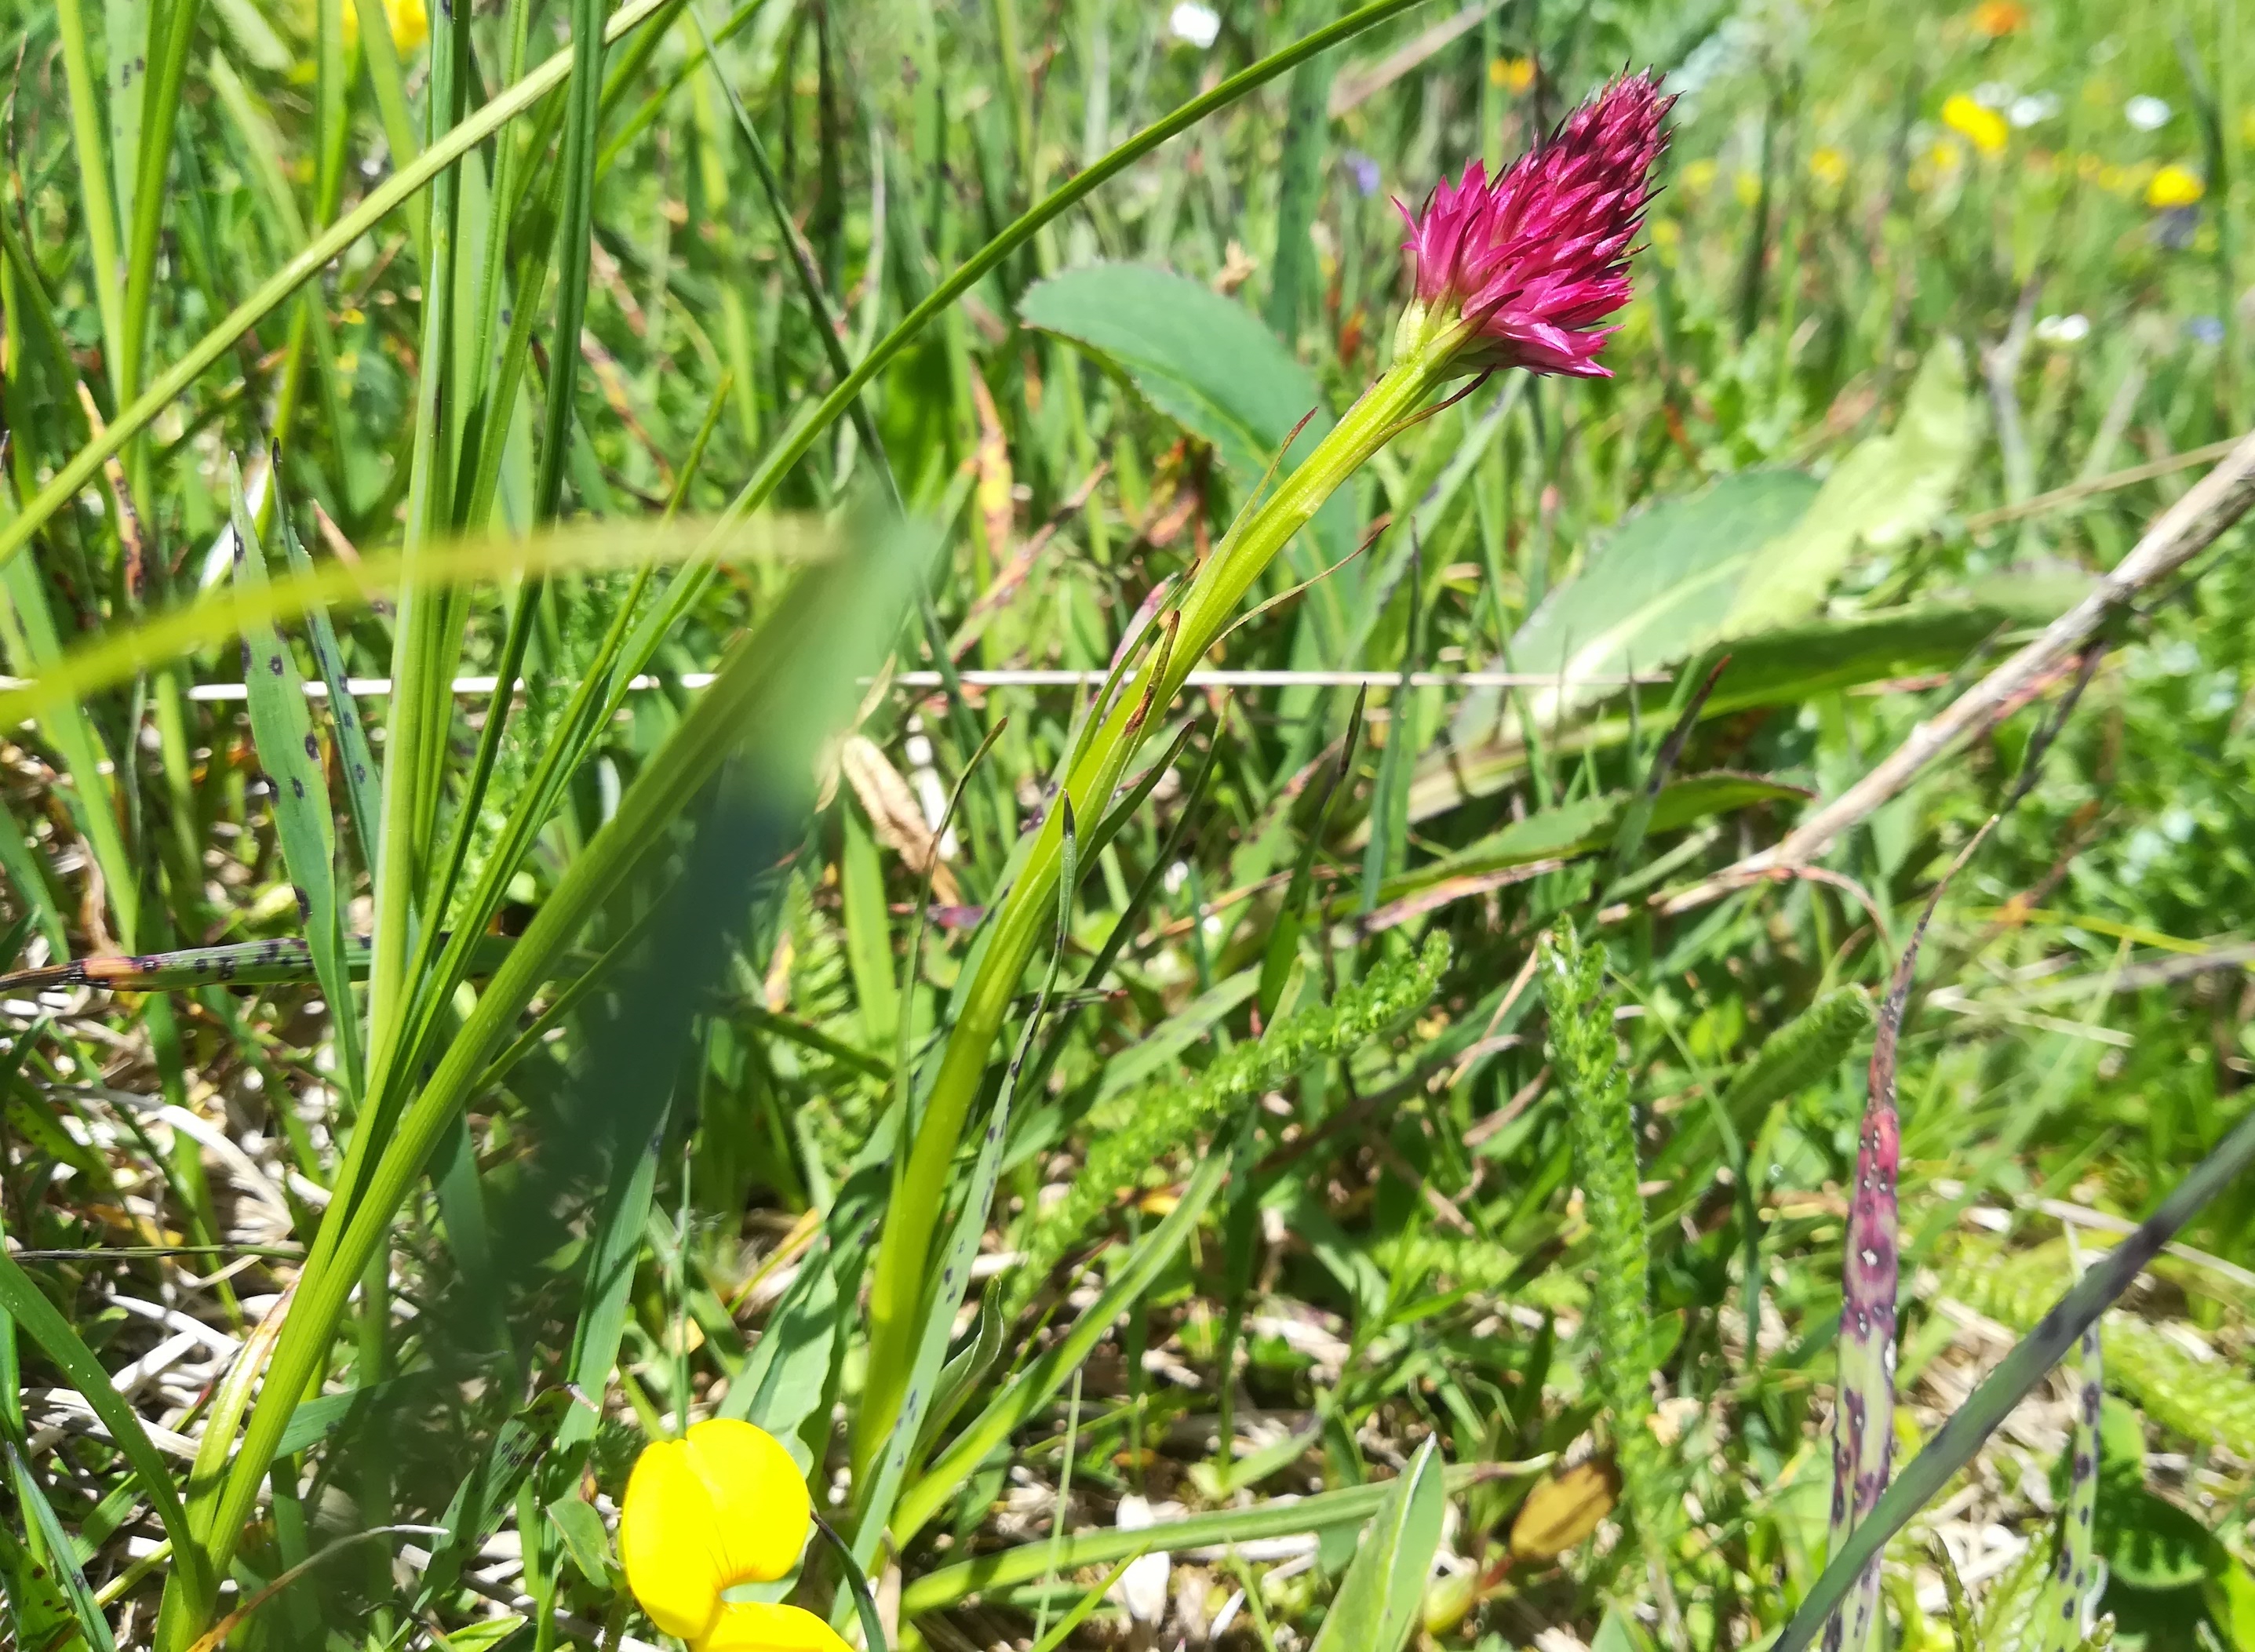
855 340 1455 1480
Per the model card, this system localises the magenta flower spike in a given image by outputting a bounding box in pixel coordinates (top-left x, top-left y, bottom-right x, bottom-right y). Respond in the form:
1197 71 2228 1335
1395 70 1674 379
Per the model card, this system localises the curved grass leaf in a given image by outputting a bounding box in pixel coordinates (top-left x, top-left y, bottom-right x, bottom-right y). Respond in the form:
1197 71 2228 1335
900 1460 1533 1616
1307 1438 1446 1652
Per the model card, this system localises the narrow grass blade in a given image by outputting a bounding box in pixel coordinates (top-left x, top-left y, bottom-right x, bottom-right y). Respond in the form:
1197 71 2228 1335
1029 1552 1143 1652
0 0 682 572
901 1461 1532 1615
1260 690 1364 1024
228 462 363 1101
274 495 381 868
8 1442 118 1652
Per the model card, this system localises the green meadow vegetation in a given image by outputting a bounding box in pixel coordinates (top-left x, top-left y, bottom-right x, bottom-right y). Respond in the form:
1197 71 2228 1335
0 0 2252 1646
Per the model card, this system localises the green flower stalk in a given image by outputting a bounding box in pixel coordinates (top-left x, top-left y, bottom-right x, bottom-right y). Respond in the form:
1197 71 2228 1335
857 70 1674 1479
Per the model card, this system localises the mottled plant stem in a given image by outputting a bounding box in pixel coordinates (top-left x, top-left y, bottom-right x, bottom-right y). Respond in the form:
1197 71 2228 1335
1827 823 1991 1652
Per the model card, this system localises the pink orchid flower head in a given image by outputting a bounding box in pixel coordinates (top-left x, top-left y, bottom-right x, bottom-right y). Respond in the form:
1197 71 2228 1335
1396 69 1674 379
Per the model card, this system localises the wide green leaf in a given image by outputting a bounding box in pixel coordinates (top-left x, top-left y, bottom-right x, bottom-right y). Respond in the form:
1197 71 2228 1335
1019 263 1360 644
1726 339 1976 631
1452 339 1973 750
1452 469 1820 745
1412 587 2061 825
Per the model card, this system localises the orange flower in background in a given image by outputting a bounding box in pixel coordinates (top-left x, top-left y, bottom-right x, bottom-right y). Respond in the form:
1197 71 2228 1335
1969 0 2029 37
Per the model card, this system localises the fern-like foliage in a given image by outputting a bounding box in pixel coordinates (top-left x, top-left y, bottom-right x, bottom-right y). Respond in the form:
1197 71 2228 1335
1944 1239 2255 1457
1005 933 1452 1317
1538 921 1670 1581
1719 986 1874 1120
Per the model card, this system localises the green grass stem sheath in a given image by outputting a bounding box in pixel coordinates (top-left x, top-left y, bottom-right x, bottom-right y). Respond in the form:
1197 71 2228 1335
856 344 1453 1476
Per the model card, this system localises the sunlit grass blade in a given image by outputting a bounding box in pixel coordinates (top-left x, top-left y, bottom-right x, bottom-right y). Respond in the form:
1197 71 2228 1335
0 512 827 727
901 1460 1539 1616
894 1140 1230 1544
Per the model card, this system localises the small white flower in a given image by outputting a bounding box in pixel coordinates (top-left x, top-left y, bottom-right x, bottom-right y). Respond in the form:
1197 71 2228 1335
2009 92 2060 128
2126 95 2173 131
1168 1 1220 48
1973 81 2016 109
2034 312 2091 344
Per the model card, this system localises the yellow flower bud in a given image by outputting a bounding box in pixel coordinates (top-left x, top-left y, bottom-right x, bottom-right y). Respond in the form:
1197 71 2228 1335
619 1420 813 1643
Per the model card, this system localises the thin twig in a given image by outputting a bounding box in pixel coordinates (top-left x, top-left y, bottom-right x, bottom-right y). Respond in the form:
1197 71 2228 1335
1686 429 2255 895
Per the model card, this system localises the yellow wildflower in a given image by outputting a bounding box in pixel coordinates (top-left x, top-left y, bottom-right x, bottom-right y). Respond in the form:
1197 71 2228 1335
1969 0 2029 36
1681 158 1718 195
1942 94 2008 156
2146 164 2206 209
1489 56 1536 94
1809 146 1849 187
328 0 428 54
1734 169 1761 206
619 1420 840 1650
701 1603 854 1651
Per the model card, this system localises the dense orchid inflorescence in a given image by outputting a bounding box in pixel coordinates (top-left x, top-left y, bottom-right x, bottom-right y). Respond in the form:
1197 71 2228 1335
1397 70 1673 378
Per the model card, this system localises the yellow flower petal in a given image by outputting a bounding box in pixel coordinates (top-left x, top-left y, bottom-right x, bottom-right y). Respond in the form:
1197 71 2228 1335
2147 163 2206 209
700 1602 856 1652
620 1420 813 1642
